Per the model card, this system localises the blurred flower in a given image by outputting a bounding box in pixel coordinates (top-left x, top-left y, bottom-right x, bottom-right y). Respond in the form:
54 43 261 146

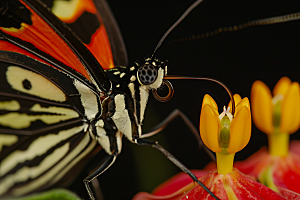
251 77 300 156
233 77 300 194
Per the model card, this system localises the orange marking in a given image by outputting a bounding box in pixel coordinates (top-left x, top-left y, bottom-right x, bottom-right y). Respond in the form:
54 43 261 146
0 41 54 67
87 26 114 70
0 0 91 80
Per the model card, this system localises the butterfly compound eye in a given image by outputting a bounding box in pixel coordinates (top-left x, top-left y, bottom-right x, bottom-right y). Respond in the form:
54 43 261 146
137 64 158 85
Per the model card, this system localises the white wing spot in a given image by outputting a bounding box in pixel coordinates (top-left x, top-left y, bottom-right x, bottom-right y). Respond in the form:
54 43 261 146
6 66 66 102
0 104 79 129
0 134 18 151
74 79 99 120
120 73 126 78
51 0 79 20
0 100 20 111
0 126 84 176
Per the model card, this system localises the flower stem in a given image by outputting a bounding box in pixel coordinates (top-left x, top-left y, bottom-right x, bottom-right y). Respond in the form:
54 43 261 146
268 129 289 157
216 152 235 175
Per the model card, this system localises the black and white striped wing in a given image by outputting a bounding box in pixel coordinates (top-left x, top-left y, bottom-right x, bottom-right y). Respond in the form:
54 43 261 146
0 52 101 197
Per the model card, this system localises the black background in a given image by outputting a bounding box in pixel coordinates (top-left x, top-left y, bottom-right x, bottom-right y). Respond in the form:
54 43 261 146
69 0 300 199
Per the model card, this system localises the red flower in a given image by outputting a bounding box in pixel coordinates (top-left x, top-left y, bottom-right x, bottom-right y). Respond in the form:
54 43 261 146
133 168 300 200
234 141 300 194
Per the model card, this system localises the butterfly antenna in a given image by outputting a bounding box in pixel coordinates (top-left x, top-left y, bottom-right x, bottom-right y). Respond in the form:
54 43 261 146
150 0 204 60
149 0 236 115
162 12 300 48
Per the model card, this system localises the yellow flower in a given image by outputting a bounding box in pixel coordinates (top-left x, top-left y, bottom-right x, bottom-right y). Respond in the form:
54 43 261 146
200 94 251 175
200 94 251 154
251 77 300 157
251 77 300 134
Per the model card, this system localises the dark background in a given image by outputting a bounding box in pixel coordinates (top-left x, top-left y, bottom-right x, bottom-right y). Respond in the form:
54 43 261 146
70 0 300 199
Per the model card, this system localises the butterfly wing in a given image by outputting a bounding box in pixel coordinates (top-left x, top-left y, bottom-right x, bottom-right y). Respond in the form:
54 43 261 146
0 0 122 197
41 0 128 70
0 0 111 92
0 51 103 197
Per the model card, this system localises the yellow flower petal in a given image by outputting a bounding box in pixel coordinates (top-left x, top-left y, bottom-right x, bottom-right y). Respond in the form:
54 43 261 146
251 81 274 134
201 94 218 112
228 104 251 154
200 103 221 153
280 82 300 133
228 94 242 115
273 77 292 96
235 96 250 116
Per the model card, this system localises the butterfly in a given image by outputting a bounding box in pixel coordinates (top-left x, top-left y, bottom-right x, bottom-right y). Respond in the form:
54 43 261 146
0 0 221 199
0 0 167 197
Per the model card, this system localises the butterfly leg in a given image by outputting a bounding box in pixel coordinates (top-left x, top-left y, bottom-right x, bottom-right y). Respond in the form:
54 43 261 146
135 138 219 200
83 153 117 200
141 109 215 161
84 118 121 200
91 178 105 200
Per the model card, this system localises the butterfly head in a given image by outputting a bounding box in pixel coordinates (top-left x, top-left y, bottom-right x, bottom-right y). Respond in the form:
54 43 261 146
104 57 167 142
136 57 168 89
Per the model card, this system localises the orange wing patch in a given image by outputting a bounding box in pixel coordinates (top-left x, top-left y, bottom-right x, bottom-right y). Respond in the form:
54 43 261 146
88 26 115 70
0 41 53 67
0 0 90 80
52 0 115 70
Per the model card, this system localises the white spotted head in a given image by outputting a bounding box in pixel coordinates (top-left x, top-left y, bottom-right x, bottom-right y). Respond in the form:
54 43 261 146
137 57 167 90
